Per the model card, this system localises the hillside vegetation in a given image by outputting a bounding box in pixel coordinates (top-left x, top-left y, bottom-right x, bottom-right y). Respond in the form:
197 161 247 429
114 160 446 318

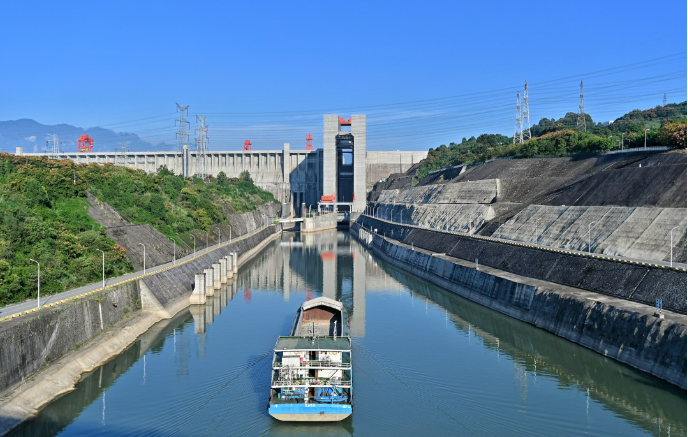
417 102 687 179
0 155 276 305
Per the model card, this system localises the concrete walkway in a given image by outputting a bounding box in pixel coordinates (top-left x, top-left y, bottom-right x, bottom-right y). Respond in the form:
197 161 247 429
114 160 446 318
0 225 270 321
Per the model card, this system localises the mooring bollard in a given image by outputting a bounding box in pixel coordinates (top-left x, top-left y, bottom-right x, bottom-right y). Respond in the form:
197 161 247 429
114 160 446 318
212 263 222 289
190 273 207 304
220 258 228 283
204 268 215 296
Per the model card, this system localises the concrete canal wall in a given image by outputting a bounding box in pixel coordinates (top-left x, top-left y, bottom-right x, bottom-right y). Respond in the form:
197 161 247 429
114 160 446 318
358 216 686 313
0 226 280 434
351 222 687 389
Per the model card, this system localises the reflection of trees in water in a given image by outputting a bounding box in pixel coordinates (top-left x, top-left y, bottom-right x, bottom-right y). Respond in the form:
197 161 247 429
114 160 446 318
379 260 687 436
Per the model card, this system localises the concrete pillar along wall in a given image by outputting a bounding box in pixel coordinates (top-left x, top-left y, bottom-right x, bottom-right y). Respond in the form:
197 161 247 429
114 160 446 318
212 263 222 289
204 268 215 297
220 258 228 283
225 255 234 279
190 273 207 304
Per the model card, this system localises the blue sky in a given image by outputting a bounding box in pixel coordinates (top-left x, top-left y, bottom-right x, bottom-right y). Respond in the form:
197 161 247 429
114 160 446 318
1 0 685 152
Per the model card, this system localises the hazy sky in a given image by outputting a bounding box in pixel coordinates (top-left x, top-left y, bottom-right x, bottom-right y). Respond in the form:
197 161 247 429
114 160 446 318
1 0 686 151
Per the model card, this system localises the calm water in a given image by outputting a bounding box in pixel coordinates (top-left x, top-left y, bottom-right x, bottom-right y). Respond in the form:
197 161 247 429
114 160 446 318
11 231 686 437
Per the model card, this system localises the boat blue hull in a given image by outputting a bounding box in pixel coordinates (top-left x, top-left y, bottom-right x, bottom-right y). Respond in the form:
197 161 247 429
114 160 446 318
269 403 352 421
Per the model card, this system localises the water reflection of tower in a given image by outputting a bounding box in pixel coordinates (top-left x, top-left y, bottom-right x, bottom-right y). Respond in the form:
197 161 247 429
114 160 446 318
322 251 337 301
350 242 366 337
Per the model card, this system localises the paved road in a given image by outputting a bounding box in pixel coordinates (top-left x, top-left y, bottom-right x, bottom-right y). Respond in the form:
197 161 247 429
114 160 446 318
0 226 270 320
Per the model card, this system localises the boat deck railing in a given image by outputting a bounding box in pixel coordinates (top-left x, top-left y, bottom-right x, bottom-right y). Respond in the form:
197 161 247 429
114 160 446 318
273 359 351 369
269 396 351 405
271 376 351 388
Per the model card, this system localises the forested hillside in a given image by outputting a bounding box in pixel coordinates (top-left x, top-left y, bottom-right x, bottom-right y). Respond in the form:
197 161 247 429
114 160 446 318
417 102 687 178
0 155 276 305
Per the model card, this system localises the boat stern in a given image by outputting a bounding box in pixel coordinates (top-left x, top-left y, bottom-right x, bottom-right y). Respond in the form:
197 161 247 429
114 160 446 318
268 403 352 422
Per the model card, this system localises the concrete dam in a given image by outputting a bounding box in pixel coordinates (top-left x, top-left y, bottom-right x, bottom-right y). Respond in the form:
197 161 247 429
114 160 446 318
14 115 428 215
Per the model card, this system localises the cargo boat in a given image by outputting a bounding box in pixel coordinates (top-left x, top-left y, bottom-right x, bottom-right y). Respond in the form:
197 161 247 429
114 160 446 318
268 296 352 421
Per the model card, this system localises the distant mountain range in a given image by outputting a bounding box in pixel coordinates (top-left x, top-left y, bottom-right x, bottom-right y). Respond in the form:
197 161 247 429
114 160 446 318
0 119 175 153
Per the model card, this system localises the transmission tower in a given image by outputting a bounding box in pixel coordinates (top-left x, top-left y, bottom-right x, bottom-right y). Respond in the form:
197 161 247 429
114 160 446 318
523 81 531 141
514 91 523 144
46 134 63 158
195 115 209 181
577 80 586 132
117 142 129 166
663 93 668 106
175 103 190 151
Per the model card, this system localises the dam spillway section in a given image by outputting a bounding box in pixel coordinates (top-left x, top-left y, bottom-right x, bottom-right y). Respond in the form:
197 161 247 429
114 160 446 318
8 230 685 437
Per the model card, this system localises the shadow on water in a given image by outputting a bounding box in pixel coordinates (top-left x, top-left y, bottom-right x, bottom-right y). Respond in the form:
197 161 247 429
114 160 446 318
377 256 687 436
7 310 193 437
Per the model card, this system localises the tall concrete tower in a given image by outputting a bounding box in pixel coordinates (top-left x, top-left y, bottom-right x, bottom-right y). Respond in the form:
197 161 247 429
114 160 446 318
323 114 366 212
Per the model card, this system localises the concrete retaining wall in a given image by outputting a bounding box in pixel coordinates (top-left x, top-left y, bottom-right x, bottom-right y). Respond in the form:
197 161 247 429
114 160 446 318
301 213 337 233
351 222 687 389
0 282 140 392
357 215 687 313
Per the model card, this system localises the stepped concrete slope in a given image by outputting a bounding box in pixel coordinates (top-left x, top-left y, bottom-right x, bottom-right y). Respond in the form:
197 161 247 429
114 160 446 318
450 153 653 205
494 205 687 263
370 150 686 263
377 179 499 204
548 153 686 208
372 203 494 235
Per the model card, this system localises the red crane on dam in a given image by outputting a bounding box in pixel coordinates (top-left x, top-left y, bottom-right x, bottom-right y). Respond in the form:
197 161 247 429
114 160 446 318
244 140 252 151
77 135 94 152
306 134 313 151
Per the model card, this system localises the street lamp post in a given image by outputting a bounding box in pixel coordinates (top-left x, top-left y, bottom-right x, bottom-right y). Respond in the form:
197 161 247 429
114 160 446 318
193 235 196 258
139 243 146 274
670 226 680 267
29 259 40 308
217 229 221 247
644 128 649 148
535 219 540 244
206 233 209 253
588 222 596 255
229 225 232 242
96 249 105 289
621 133 625 150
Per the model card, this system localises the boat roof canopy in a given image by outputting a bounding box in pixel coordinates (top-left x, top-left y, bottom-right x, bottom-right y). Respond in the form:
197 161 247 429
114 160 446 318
301 296 343 313
275 336 351 351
